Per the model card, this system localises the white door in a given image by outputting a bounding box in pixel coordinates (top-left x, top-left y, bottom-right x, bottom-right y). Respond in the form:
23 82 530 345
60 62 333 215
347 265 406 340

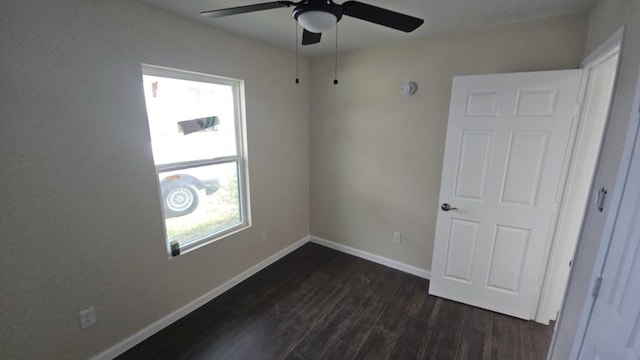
578 127 640 359
429 70 584 319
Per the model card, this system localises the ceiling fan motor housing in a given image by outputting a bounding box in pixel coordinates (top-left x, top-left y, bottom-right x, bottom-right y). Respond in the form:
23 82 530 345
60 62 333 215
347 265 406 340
293 1 344 33
200 0 425 44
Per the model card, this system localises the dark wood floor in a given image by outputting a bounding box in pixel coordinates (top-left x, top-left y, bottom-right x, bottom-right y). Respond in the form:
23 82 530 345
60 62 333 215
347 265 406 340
118 243 553 360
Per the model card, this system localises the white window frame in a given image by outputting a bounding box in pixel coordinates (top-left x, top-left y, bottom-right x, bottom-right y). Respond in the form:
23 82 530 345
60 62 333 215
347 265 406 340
141 64 251 256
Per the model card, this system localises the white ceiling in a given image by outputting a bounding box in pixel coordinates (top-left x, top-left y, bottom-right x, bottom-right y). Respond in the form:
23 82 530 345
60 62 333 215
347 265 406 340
139 0 595 57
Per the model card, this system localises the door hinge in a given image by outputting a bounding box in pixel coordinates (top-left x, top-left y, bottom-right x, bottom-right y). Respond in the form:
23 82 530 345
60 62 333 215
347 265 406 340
592 276 603 299
595 187 608 212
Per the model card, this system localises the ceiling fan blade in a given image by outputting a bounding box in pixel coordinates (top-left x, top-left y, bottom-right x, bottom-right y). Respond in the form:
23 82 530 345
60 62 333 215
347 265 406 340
302 29 322 45
341 1 424 32
201 1 295 17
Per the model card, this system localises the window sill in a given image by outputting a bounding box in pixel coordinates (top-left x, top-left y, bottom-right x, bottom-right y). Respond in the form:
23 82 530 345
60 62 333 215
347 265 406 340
169 222 251 258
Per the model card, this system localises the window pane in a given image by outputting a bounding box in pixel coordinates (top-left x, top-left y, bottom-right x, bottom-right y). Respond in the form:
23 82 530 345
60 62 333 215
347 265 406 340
159 162 241 246
142 75 238 165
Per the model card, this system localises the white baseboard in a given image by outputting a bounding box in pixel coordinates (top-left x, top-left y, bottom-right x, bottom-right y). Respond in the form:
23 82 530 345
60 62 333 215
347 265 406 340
310 236 431 280
91 235 430 359
90 236 311 360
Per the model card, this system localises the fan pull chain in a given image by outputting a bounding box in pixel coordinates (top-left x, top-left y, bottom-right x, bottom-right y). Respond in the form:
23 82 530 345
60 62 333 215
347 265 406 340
333 23 339 85
295 22 300 84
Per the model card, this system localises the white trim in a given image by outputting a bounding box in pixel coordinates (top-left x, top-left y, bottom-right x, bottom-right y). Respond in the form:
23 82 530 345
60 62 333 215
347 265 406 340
89 235 432 359
140 64 250 257
549 25 637 360
89 236 310 360
309 236 431 279
537 39 623 324
580 27 625 68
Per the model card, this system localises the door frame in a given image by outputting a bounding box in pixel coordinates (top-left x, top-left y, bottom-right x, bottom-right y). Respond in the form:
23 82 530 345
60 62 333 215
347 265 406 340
575 108 640 358
546 25 640 359
534 28 623 324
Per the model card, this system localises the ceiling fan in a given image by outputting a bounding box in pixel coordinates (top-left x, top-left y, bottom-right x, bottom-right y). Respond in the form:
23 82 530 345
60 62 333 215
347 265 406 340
200 0 425 45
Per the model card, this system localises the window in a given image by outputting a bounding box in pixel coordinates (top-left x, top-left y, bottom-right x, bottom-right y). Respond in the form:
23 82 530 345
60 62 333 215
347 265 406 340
141 65 249 256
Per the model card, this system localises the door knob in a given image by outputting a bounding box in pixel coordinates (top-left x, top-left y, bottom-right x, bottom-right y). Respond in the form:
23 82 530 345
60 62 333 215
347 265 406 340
441 203 458 211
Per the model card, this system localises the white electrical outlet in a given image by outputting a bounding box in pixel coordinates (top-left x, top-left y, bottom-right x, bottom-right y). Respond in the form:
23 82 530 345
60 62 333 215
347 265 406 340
393 231 402 244
79 307 97 329
261 230 268 242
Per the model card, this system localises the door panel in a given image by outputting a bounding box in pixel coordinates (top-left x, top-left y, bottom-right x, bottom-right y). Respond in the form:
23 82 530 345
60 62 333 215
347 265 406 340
466 90 501 116
500 131 548 206
486 225 530 294
455 131 494 200
430 70 583 320
515 88 558 116
444 219 480 282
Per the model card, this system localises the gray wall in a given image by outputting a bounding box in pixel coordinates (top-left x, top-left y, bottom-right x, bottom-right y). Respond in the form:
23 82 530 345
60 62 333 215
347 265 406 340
309 14 588 271
0 1 310 359
551 0 640 358
5 0 634 358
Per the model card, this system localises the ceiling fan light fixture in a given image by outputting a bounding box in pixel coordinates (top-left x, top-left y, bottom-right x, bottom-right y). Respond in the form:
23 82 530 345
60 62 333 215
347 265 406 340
297 10 337 33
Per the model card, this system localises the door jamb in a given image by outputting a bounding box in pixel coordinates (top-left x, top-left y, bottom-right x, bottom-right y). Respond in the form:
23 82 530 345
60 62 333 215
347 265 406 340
534 28 624 324
544 26 633 360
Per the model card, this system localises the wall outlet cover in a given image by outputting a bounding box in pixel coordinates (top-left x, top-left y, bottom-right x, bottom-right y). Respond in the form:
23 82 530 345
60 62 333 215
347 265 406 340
79 307 97 329
393 232 402 244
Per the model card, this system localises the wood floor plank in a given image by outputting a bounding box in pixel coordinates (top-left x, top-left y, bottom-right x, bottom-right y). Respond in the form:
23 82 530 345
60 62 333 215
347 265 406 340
288 281 349 331
297 251 353 296
291 286 373 360
455 306 493 360
352 325 398 360
282 352 306 360
207 271 344 359
335 294 386 349
181 253 330 359
335 267 404 349
117 244 554 360
189 289 312 359
422 299 466 360
316 338 358 360
522 320 554 360
216 323 304 360
377 274 429 335
117 288 280 360
491 313 524 360
291 257 393 359
332 257 372 285
409 281 438 323
388 316 430 360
